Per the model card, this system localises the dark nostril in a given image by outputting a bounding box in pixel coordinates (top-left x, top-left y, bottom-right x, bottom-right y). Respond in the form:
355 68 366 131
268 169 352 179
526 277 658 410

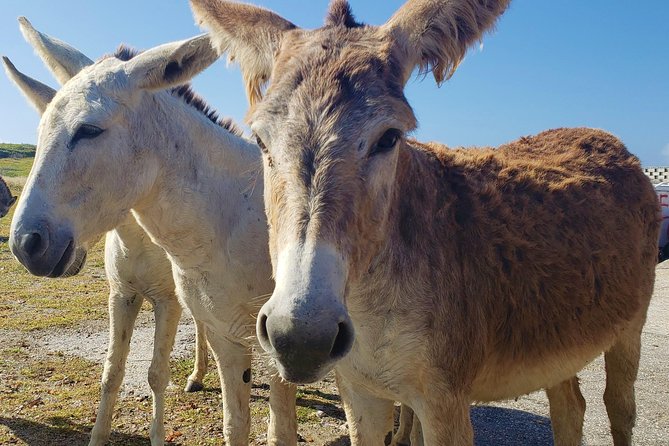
330 321 353 359
258 313 270 344
21 232 44 258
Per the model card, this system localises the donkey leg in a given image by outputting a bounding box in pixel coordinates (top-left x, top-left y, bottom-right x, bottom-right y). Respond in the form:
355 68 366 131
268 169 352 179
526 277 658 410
415 392 473 446
89 291 143 446
336 373 395 446
603 320 644 446
390 404 414 446
147 297 182 446
208 335 252 446
185 317 209 392
410 414 424 446
268 374 297 446
546 376 586 446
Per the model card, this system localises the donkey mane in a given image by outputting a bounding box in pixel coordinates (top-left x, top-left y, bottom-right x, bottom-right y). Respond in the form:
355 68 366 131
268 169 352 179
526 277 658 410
105 45 242 137
325 0 365 28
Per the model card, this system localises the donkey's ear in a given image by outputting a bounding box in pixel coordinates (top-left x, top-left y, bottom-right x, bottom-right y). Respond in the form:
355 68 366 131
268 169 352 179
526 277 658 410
2 56 56 115
190 0 296 105
124 34 218 91
382 0 510 85
18 16 93 85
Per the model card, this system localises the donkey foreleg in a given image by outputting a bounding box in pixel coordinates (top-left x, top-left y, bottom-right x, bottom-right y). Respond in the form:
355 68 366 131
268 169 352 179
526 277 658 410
267 374 297 445
208 335 253 446
390 404 414 446
336 373 395 446
185 317 209 392
413 392 472 446
89 291 143 446
147 297 182 446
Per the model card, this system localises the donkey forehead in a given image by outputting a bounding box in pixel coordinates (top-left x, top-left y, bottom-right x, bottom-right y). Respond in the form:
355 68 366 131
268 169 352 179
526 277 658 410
251 27 415 136
46 61 130 123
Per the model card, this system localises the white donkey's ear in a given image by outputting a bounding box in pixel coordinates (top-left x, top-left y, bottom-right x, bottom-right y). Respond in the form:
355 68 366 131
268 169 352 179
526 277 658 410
382 0 511 85
2 56 56 115
190 0 296 105
18 16 93 85
123 34 219 91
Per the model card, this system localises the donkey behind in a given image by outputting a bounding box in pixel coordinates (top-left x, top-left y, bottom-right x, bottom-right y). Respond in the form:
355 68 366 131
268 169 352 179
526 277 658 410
191 0 660 444
6 24 296 446
0 175 17 218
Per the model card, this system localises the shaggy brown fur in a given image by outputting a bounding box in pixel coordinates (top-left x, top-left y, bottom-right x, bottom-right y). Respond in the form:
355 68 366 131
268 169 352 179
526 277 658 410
390 128 658 374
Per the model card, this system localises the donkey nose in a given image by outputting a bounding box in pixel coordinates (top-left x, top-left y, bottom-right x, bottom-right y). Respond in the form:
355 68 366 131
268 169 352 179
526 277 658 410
17 230 49 259
257 304 354 383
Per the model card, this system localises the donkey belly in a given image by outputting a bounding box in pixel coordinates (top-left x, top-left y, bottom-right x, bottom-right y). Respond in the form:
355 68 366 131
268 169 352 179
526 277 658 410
470 334 615 402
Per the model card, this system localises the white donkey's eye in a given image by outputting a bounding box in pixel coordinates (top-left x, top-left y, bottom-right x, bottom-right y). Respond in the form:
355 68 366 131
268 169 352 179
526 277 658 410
70 124 105 149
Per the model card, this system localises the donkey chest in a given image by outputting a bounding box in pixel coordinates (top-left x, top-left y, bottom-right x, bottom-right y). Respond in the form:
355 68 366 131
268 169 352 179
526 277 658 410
172 264 271 331
337 311 429 401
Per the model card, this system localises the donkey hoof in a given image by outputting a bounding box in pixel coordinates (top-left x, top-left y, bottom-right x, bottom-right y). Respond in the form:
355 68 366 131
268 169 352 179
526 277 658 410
184 380 204 392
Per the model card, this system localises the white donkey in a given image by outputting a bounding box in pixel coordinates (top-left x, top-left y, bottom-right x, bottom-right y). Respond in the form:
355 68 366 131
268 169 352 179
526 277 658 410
6 21 212 446
5 28 296 446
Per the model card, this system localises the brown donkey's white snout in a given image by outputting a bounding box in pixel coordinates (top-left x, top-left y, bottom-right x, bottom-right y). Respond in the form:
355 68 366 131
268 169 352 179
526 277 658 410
256 242 354 383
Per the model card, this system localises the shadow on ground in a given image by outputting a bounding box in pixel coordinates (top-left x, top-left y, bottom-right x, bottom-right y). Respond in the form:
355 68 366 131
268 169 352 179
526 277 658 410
0 416 151 446
473 406 553 445
319 405 554 445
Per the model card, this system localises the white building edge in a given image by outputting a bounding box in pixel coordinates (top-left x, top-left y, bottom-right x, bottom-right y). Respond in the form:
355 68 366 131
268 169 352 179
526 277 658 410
644 167 669 185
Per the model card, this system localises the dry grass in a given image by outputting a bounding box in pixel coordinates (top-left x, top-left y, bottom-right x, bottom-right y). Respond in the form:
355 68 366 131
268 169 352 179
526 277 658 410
0 158 33 178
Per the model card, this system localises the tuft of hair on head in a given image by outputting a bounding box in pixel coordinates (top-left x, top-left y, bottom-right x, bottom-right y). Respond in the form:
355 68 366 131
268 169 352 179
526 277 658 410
113 44 140 62
325 0 364 28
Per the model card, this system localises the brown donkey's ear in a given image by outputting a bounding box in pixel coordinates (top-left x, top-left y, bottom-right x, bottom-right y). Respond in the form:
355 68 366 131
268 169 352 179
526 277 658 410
190 0 296 106
382 0 511 85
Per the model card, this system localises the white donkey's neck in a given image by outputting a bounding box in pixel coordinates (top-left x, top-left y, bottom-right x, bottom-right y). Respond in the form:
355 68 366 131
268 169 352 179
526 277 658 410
130 91 266 272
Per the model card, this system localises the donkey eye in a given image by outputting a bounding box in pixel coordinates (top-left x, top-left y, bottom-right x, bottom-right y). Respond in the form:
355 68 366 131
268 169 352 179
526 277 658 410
254 134 268 153
370 129 402 157
71 124 104 148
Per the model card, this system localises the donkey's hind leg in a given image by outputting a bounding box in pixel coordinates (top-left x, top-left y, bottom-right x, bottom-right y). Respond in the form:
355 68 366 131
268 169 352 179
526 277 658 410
389 404 414 446
546 376 586 446
603 318 644 446
185 317 209 392
89 291 143 446
148 296 182 446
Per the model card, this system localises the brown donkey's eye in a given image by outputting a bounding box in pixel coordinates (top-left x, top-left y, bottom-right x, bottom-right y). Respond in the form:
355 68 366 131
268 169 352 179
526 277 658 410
370 129 401 157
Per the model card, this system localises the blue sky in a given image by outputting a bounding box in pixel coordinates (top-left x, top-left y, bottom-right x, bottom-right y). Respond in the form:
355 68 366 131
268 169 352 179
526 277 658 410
1 0 667 166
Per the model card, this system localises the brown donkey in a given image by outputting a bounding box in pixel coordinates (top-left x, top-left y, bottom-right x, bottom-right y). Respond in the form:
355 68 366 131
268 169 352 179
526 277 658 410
191 1 660 444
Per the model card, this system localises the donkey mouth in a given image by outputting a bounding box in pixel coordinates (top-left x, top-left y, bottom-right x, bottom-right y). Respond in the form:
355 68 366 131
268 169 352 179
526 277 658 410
46 241 87 278
271 354 335 385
